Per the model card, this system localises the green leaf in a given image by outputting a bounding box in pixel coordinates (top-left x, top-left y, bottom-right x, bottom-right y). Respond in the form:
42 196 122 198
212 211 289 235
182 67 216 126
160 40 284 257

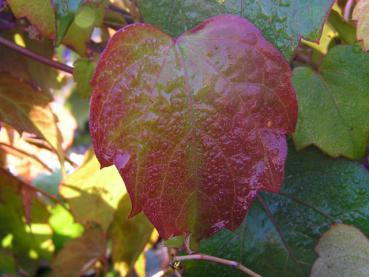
311 224 369 277
110 194 154 276
7 0 56 38
138 0 334 59
73 58 96 98
48 205 84 252
292 45 369 159
0 169 53 274
328 10 356 45
0 73 63 162
186 143 369 276
0 252 16 274
51 226 106 277
353 0 369 51
60 149 126 231
62 2 105 56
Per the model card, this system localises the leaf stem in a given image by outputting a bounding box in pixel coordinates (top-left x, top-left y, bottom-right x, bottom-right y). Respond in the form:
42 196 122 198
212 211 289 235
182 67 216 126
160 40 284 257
277 191 335 222
0 36 74 74
174 254 262 277
0 142 53 172
344 0 354 22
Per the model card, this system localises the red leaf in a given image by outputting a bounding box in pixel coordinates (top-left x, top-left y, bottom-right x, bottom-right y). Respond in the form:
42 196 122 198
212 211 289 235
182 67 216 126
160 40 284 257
90 15 297 239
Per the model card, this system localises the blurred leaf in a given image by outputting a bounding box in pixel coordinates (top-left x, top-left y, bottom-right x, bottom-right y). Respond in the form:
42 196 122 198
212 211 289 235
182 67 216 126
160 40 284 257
138 0 334 59
0 169 53 274
187 144 369 276
292 45 369 159
62 1 106 56
302 20 338 54
51 226 106 277
311 224 369 277
73 58 96 98
60 149 125 231
49 205 84 252
353 0 369 50
110 194 154 276
7 0 56 38
329 10 356 44
0 251 16 274
0 73 64 163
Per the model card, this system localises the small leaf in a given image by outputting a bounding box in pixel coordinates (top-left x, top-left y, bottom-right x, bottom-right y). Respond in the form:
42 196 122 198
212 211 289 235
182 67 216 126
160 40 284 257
73 58 96 98
7 0 56 38
110 194 154 276
353 0 369 50
90 15 297 239
62 2 105 56
0 73 63 162
60 149 126 231
138 0 334 59
51 226 106 277
311 224 369 277
292 45 369 159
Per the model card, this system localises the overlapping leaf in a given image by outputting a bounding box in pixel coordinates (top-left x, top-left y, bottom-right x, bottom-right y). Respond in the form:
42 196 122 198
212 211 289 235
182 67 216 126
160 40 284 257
187 144 369 276
292 45 369 159
138 0 334 58
0 74 63 161
353 0 369 50
311 224 369 277
73 58 96 97
90 15 297 239
7 0 56 38
60 149 126 231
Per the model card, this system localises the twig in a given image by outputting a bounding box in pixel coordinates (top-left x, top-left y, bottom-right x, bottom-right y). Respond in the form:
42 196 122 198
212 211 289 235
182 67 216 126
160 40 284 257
256 194 300 268
0 142 53 173
174 254 262 277
0 36 73 74
277 191 335 222
344 0 354 22
183 234 194 254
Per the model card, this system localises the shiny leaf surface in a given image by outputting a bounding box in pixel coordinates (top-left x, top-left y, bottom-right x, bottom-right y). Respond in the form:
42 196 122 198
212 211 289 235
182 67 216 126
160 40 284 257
292 45 369 159
138 0 334 58
90 15 297 239
187 144 369 276
311 224 369 277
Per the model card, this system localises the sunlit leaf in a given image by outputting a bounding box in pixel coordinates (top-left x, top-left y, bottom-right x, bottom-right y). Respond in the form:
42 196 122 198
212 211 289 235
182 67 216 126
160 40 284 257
0 169 53 274
51 226 106 277
187 144 369 276
292 45 369 159
110 194 154 276
90 15 297 239
60 149 126 231
353 0 369 50
311 224 369 277
7 0 56 38
0 74 63 162
138 0 334 59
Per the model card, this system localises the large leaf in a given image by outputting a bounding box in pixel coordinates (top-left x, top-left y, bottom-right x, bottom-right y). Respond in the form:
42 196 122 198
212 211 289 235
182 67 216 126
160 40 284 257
7 0 56 38
0 169 53 274
90 15 297 239
186 144 369 276
138 0 334 59
60 149 126 231
311 224 369 277
51 226 106 277
292 45 369 159
0 74 63 160
110 194 154 276
353 0 369 51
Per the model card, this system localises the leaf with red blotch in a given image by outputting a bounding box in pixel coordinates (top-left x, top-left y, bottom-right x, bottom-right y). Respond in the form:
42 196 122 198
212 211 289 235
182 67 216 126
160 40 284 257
90 15 297 239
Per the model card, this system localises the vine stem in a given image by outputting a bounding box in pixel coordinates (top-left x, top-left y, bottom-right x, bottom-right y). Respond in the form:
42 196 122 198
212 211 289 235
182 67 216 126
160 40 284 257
0 36 74 74
173 254 262 277
344 0 354 22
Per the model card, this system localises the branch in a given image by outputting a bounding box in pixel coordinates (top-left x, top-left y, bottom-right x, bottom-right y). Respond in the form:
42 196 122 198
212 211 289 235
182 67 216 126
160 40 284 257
344 0 354 22
174 254 261 277
0 36 74 74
